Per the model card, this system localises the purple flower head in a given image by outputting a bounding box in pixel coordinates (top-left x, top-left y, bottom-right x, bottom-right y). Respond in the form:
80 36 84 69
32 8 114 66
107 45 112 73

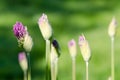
13 22 27 39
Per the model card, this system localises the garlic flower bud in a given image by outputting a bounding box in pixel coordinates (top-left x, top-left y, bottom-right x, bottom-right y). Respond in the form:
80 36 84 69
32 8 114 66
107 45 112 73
79 34 91 62
68 39 77 58
18 52 28 71
108 17 117 38
38 13 52 40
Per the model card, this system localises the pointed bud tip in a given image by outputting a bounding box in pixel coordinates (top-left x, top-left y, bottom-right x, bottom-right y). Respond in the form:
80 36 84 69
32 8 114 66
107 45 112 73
108 16 117 37
112 16 117 26
79 34 86 46
18 52 26 61
68 39 75 47
68 39 77 58
79 34 85 41
38 13 48 24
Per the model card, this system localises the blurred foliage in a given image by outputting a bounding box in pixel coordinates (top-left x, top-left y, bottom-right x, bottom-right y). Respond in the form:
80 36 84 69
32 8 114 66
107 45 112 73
0 0 120 80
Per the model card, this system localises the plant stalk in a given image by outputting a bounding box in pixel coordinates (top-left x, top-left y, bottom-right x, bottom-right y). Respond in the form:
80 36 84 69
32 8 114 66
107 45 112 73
86 61 89 80
72 57 76 80
51 62 55 80
46 40 51 80
24 70 27 80
27 53 31 80
111 37 115 80
51 59 58 80
55 59 58 80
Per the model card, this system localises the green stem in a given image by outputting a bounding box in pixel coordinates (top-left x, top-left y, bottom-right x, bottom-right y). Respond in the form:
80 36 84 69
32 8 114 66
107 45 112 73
72 57 76 80
24 70 27 80
55 59 58 80
46 40 51 80
51 59 58 80
86 61 89 80
51 62 55 80
27 53 31 80
111 37 115 80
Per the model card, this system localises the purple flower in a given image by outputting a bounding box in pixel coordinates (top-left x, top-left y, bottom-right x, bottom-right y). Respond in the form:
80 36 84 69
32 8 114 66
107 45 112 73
13 22 27 39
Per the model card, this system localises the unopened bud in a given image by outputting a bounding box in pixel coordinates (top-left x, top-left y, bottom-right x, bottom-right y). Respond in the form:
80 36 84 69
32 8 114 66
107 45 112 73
18 52 28 71
68 39 77 58
108 17 117 38
79 34 91 62
38 13 52 40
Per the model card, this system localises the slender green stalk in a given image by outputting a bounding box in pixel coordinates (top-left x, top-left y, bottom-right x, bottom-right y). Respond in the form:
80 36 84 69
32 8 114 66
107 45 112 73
55 59 58 80
111 37 115 80
46 40 51 80
24 70 27 80
86 61 89 80
51 62 55 80
27 53 31 80
72 57 76 80
51 59 58 80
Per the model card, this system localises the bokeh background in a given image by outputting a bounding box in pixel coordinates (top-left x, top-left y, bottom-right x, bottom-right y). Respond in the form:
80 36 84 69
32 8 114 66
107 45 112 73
0 0 120 80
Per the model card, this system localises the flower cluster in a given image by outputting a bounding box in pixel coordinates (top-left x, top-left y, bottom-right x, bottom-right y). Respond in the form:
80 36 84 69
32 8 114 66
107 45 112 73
13 21 33 80
38 13 61 80
12 13 117 80
13 22 33 52
13 22 28 39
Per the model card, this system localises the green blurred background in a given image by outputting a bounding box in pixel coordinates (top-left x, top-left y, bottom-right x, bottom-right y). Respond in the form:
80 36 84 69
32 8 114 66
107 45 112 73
0 0 120 80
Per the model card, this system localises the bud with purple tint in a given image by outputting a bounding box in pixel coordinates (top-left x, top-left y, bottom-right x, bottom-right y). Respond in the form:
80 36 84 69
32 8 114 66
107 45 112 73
108 17 117 38
79 34 91 62
38 13 52 40
68 39 77 58
18 52 28 71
